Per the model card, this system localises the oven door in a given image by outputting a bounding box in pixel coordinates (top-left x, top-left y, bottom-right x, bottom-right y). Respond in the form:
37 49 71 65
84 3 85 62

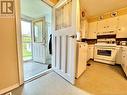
94 46 116 61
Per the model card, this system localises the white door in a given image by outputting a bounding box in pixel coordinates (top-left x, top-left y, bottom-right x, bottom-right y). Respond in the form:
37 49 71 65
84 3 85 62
33 19 47 63
52 0 80 84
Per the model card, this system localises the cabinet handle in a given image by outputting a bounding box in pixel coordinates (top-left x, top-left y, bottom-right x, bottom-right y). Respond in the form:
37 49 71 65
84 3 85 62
118 28 121 31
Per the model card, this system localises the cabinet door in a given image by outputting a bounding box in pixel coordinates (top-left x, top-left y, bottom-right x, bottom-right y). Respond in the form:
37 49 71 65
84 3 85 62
122 48 127 65
107 17 118 32
97 17 118 35
87 45 94 60
117 14 127 38
76 43 87 78
88 22 97 39
121 48 127 76
80 19 88 38
116 47 122 64
97 20 107 35
87 47 91 61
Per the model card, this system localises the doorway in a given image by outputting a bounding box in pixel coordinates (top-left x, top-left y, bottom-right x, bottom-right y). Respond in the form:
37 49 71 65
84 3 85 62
20 0 52 81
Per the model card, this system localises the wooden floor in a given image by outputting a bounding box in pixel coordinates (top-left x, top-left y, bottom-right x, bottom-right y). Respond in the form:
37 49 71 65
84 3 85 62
23 61 50 81
76 60 127 95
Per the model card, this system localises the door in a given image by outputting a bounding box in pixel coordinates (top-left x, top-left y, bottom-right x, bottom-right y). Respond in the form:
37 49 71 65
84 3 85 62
33 18 47 63
52 0 80 84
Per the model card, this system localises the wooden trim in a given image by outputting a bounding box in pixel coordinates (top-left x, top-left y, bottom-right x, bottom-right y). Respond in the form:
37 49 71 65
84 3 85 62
41 0 55 7
50 0 59 4
0 83 19 95
88 7 127 22
15 0 24 85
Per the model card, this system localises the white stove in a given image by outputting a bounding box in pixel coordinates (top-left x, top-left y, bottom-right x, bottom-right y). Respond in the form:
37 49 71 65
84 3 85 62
95 43 117 47
94 39 117 65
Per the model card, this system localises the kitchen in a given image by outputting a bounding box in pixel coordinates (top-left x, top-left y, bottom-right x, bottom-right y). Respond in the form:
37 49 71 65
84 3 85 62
1 0 127 95
76 0 127 94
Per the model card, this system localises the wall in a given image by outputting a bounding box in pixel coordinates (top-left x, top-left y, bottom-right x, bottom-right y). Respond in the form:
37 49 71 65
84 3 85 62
0 18 19 90
88 7 127 22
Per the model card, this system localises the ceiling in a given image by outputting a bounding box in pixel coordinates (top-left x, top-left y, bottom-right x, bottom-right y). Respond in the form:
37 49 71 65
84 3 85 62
21 0 52 19
21 0 127 19
80 0 127 17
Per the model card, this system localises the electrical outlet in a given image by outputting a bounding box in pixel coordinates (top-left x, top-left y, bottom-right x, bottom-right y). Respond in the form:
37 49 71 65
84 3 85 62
5 92 12 95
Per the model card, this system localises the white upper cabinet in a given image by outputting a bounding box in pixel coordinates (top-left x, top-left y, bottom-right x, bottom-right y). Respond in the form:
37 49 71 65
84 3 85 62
107 17 118 32
97 20 106 35
117 14 127 38
80 19 88 38
88 22 97 39
97 17 118 35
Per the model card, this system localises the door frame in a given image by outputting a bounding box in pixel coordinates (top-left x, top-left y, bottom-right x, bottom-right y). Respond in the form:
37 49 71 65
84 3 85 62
15 0 24 85
15 0 53 85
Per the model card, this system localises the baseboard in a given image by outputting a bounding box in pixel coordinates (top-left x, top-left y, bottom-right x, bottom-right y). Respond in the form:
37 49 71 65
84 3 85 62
0 83 19 95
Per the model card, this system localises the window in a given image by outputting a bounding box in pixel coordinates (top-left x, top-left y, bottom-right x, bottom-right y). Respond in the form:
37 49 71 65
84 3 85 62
55 0 72 30
21 20 32 61
33 21 43 43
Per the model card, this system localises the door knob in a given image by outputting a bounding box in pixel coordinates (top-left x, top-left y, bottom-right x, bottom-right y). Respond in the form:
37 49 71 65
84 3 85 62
69 35 77 38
